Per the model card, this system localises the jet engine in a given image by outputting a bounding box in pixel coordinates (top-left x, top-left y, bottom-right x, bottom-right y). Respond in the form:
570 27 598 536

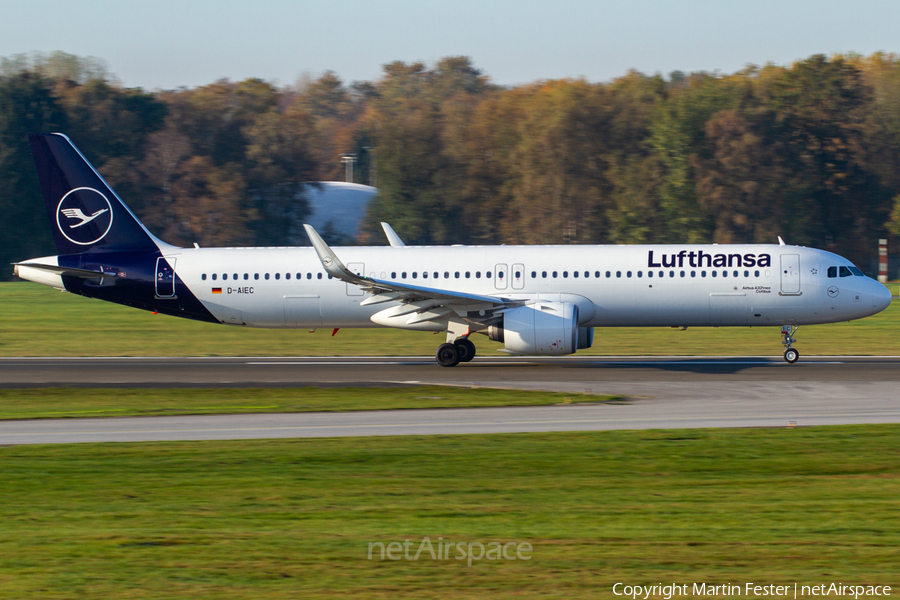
488 302 579 355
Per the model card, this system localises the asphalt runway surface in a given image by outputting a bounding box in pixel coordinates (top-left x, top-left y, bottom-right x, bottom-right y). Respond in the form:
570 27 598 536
1 356 899 444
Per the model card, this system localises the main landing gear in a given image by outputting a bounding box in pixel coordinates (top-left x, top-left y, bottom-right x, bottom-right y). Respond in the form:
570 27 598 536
435 337 477 367
781 325 799 364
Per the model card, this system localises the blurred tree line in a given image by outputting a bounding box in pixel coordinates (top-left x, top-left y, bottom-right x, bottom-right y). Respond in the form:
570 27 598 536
2 51 900 280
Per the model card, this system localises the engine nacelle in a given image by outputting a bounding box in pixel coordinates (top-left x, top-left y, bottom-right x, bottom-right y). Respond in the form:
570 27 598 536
577 326 594 350
488 301 579 355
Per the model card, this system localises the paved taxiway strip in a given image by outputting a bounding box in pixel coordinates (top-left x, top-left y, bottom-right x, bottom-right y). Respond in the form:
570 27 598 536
1 356 898 444
3 398 900 444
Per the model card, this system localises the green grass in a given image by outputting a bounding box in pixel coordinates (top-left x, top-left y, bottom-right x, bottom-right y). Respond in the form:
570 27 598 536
0 387 605 420
0 426 898 598
1 282 897 356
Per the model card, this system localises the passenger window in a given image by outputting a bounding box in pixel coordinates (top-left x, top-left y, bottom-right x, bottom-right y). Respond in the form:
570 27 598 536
422 272 427 279
616 271 621 278
680 271 685 278
317 273 323 279
285 273 291 280
712 271 717 277
573 271 578 278
754 270 759 277
294 273 300 280
444 272 449 278
563 271 568 278
743 270 749 277
212 273 217 281
265 273 270 280
542 271 547 278
627 271 632 278
222 274 228 281
476 271 481 279
839 266 852 277
516 271 522 278
434 272 439 279
254 273 259 280
722 271 727 278
701 271 706 277
584 271 589 278
412 272 418 279
391 272 396 279
306 273 312 279
637 271 642 278
659 271 664 278
827 266 837 278
465 272 471 278
402 272 407 279
455 272 460 278
486 272 491 278
201 273 207 281
733 271 738 277
594 271 600 278
275 273 280 280
669 271 674 278
328 275 332 279
691 271 696 277
606 271 611 278
648 271 653 278
233 273 238 280
553 271 558 278
245 274 250 280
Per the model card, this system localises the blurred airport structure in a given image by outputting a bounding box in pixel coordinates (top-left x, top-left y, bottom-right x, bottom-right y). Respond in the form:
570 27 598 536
305 182 378 245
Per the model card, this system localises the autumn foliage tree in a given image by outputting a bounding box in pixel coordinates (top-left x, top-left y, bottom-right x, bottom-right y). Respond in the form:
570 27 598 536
3 51 900 279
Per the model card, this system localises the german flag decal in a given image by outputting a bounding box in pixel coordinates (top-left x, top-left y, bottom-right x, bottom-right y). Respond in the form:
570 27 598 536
212 287 222 294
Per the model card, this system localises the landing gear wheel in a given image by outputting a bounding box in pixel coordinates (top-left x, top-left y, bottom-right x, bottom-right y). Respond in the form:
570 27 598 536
784 348 799 364
436 343 460 367
455 338 476 363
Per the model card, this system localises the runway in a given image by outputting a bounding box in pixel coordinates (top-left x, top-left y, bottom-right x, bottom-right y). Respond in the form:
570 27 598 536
5 355 900 389
2 356 898 444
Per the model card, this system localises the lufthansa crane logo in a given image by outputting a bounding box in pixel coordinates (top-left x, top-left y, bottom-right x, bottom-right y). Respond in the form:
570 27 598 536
56 187 114 246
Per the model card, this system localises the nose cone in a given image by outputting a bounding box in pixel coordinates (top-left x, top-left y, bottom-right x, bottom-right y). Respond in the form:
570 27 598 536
872 280 892 314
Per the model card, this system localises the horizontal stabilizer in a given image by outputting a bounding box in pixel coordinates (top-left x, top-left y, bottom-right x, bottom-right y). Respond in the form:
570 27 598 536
13 261 108 279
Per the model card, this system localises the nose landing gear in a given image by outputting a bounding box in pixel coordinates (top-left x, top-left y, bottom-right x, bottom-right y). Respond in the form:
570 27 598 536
781 325 799 363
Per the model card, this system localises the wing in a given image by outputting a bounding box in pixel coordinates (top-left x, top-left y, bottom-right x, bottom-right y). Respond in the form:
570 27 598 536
303 224 524 334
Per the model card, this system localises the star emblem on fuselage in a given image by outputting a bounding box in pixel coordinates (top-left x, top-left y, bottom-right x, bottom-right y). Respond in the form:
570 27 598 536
810 268 818 275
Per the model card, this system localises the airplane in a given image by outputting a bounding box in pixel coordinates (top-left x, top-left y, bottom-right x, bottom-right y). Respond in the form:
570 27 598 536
13 133 892 366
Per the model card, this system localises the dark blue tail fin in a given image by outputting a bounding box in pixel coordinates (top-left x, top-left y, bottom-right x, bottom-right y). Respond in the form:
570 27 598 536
28 133 162 255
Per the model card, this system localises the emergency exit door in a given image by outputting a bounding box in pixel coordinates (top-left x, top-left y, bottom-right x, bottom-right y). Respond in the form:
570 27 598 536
511 263 525 290
346 262 365 296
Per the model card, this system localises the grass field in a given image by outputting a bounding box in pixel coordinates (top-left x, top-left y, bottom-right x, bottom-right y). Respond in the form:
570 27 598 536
0 387 606 420
1 282 898 356
0 426 898 598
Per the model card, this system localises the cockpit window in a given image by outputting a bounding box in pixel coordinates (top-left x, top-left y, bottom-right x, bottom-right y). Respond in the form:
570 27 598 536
849 266 864 277
839 266 853 278
827 266 837 278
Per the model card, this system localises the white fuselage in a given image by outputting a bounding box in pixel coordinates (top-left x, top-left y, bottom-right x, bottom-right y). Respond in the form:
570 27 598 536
162 243 890 329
